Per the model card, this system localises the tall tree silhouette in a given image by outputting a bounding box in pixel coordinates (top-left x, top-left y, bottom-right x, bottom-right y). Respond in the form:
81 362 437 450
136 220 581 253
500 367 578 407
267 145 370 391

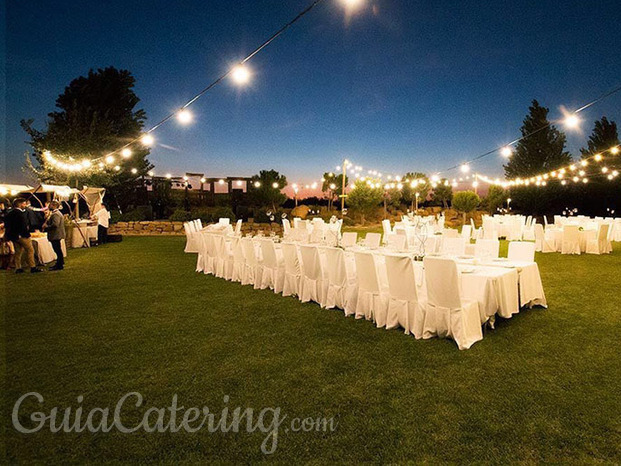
21 67 153 191
504 100 571 179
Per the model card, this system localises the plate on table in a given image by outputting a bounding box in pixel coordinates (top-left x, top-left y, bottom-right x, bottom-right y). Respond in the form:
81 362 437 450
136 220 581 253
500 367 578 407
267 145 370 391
492 258 508 262
461 267 476 274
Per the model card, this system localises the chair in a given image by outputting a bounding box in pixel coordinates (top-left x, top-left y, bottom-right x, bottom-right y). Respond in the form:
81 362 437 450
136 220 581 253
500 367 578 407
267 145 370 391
441 238 467 256
363 232 382 249
586 224 610 255
461 225 472 240
240 237 261 287
282 218 292 239
443 228 459 238
184 222 200 253
281 242 302 297
422 257 483 350
213 235 234 280
341 232 358 248
201 233 217 275
298 245 328 306
259 240 285 292
309 224 325 244
507 241 536 262
534 224 556 253
218 218 231 226
384 254 423 335
386 234 407 252
382 219 395 245
561 225 581 255
230 237 245 282
474 239 499 259
321 246 356 313
234 219 243 236
354 251 388 325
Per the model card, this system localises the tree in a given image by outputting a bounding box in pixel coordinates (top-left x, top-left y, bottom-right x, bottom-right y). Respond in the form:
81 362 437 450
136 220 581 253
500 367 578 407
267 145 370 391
485 185 509 213
580 117 620 171
346 182 383 224
504 100 572 179
321 172 347 211
21 67 153 203
432 180 453 208
452 191 480 224
401 172 430 211
248 170 288 211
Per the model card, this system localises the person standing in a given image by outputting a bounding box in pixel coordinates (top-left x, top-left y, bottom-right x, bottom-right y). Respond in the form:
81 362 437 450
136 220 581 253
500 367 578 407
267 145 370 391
4 198 42 273
93 203 111 244
43 201 66 271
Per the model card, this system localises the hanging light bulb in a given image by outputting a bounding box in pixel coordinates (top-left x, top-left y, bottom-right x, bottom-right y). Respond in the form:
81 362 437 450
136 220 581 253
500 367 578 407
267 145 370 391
121 148 132 158
460 164 470 173
200 178 206 183
165 173 172 179
131 168 138 174
231 65 251 85
611 146 619 155
254 181 261 188
105 155 115 164
564 114 580 130
501 146 513 158
176 109 193 124
141 134 154 146
272 182 279 189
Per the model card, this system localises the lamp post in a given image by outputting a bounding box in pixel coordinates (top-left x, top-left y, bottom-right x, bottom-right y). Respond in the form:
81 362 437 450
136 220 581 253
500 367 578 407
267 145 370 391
341 158 348 213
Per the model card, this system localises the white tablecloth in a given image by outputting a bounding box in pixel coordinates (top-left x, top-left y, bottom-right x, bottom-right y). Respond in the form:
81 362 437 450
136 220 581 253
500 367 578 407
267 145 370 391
31 237 67 264
71 223 98 248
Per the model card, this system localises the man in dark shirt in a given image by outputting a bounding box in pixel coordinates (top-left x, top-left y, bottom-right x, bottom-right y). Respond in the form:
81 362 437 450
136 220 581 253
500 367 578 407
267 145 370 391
4 198 42 273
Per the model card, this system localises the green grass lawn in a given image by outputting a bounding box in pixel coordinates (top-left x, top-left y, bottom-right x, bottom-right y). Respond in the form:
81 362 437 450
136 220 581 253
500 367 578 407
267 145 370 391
2 235 620 463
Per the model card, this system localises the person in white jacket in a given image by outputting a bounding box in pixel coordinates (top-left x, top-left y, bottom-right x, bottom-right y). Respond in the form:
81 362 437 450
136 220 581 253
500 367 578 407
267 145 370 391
92 203 111 244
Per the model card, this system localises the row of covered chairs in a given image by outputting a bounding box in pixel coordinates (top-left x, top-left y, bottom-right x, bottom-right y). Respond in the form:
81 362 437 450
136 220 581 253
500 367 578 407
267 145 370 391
195 231 487 349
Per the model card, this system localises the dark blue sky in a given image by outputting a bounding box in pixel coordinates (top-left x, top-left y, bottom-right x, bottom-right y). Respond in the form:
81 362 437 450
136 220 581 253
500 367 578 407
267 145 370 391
4 0 621 184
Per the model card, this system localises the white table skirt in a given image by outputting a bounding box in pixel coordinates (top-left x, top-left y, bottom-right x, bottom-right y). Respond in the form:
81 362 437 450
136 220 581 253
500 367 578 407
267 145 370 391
32 237 67 264
71 224 98 248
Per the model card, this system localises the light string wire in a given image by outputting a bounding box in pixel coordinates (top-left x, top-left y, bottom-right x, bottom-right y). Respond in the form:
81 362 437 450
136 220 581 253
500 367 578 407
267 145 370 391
438 82 621 175
45 0 327 166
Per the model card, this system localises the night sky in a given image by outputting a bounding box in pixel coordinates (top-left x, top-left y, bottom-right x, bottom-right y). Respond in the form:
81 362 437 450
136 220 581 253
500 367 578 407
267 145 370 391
4 0 621 185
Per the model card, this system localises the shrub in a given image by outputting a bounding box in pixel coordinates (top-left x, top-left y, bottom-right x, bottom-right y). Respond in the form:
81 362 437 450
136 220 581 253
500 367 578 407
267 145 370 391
452 191 480 223
168 209 193 222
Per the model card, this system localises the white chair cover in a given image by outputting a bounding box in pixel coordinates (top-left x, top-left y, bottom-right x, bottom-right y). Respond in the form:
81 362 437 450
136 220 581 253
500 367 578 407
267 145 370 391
386 234 407 252
461 225 472 239
363 232 382 249
299 245 328 306
384 254 424 335
230 237 245 282
422 257 483 350
353 251 388 325
508 241 536 262
240 237 261 287
259 240 285 292
341 232 358 247
281 242 302 297
213 235 233 280
474 239 499 259
561 225 581 255
441 238 467 256
234 219 243 236
321 246 357 313
534 224 555 253
586 224 610 255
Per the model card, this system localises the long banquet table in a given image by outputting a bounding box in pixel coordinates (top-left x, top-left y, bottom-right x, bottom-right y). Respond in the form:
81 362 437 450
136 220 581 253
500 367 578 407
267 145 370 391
245 237 547 323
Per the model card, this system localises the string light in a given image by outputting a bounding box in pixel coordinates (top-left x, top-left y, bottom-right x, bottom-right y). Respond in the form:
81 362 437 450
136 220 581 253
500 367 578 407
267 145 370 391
141 134 154 146
231 65 251 85
563 114 580 130
121 148 132 158
501 146 513 158
176 109 193 124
